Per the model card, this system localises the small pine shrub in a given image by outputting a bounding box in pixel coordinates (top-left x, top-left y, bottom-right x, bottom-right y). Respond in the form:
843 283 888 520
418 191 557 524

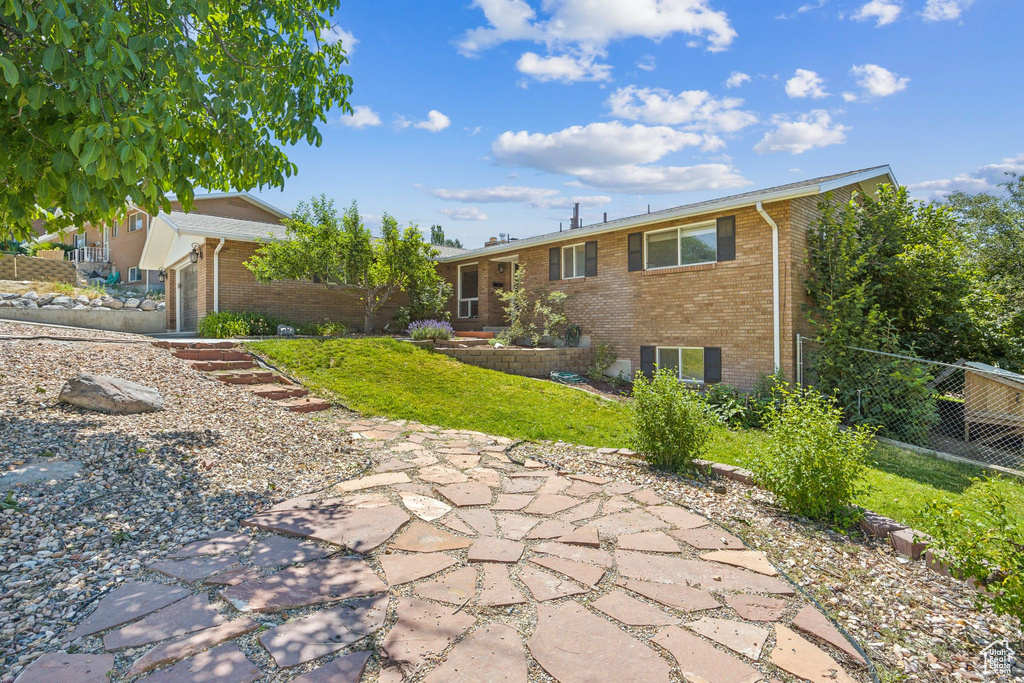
921 477 1024 619
198 311 288 338
586 341 616 381
751 384 873 523
629 367 714 471
407 319 454 341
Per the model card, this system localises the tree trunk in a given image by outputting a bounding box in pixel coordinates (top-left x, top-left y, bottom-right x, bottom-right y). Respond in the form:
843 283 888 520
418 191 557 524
363 305 375 334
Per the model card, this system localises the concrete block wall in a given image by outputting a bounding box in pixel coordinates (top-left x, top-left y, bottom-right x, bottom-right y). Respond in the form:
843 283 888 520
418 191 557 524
435 346 593 377
0 255 78 284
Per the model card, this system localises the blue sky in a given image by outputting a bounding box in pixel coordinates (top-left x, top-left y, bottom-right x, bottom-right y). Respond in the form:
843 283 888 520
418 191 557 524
255 0 1024 246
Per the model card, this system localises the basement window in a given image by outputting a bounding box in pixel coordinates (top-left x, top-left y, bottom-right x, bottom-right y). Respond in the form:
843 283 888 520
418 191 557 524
127 266 141 283
657 347 704 384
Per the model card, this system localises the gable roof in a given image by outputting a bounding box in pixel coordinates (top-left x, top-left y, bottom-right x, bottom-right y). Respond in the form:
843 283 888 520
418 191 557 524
161 211 287 241
174 192 290 220
437 165 896 262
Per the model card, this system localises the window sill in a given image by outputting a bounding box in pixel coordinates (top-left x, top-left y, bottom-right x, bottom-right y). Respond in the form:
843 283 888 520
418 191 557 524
641 262 717 276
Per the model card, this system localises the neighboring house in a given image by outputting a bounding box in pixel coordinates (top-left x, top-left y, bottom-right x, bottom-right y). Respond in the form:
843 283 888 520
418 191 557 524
436 166 896 390
40 193 287 291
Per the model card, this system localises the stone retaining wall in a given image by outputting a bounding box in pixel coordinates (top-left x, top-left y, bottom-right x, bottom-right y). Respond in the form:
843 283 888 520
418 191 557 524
0 306 165 333
0 255 78 283
435 345 592 377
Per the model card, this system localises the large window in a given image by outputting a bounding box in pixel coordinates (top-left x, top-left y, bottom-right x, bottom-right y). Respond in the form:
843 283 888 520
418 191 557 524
645 223 717 270
561 243 586 279
128 213 145 232
656 347 704 383
457 263 479 319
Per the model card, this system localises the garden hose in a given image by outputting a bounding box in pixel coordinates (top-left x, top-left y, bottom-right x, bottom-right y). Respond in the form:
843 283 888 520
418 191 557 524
565 324 581 347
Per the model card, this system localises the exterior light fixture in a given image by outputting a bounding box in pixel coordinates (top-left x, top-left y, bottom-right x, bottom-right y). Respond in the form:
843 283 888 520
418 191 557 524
157 269 166 283
189 243 202 263
497 263 505 273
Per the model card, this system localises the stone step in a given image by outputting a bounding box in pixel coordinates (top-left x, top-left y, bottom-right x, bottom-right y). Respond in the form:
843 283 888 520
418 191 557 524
280 397 331 413
172 349 252 362
191 360 258 372
435 338 492 348
152 341 237 350
248 385 309 400
215 372 286 385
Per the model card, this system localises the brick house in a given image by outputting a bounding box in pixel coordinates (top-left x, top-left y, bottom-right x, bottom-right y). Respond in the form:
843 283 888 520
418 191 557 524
435 166 895 390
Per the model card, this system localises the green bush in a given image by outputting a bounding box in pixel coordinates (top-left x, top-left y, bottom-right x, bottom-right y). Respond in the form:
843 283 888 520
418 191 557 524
629 367 714 471
586 342 616 381
703 383 750 428
751 384 873 522
921 477 1024 619
198 311 288 338
296 320 347 337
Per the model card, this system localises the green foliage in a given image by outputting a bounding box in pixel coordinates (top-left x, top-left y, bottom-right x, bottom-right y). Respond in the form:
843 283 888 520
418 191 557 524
921 477 1024 619
0 0 352 239
495 266 532 344
295 320 347 336
245 196 443 332
534 291 568 341
198 310 286 338
393 278 453 330
407 320 454 341
494 267 569 346
629 367 714 471
703 384 752 429
1 239 27 255
26 241 71 256
429 225 463 249
587 342 616 381
751 385 873 522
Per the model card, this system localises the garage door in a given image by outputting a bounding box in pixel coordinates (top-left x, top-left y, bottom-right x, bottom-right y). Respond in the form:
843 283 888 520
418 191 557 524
179 264 198 332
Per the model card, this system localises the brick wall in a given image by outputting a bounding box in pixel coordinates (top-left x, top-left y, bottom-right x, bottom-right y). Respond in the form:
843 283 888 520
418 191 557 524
437 192 862 391
169 197 283 224
435 346 593 377
0 255 78 283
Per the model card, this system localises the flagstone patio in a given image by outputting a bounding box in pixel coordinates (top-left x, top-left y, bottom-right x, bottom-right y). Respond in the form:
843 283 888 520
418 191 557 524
28 417 871 682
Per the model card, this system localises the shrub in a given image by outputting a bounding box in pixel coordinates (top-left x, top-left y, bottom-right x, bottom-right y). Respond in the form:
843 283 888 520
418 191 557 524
296 320 347 336
629 367 714 471
586 342 616 381
751 384 873 523
198 311 288 338
703 383 750 428
407 319 454 341
921 477 1024 619
394 280 454 330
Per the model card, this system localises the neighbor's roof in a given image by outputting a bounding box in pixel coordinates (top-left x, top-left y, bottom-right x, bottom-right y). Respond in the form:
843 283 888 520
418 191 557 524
432 244 469 258
161 211 287 241
438 165 896 262
168 192 290 220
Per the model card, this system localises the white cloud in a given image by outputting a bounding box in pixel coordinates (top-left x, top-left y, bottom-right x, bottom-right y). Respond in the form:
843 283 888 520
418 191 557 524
409 110 451 132
852 0 902 26
724 71 750 89
908 153 1024 199
842 92 858 102
777 0 827 19
322 26 358 51
606 86 756 134
432 186 611 210
439 207 489 221
516 52 612 83
566 164 749 194
851 64 909 97
754 110 849 154
923 0 974 20
341 105 381 128
785 69 828 99
636 55 656 71
457 0 737 62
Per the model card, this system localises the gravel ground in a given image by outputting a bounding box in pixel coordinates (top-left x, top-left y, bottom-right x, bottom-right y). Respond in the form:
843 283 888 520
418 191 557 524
0 322 365 676
515 442 1024 682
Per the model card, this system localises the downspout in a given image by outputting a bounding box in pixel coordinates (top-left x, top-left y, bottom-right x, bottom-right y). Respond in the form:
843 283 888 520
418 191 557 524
213 239 225 313
755 201 781 373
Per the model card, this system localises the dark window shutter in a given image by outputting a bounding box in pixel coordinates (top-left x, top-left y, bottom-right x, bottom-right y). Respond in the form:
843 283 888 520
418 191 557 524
716 216 736 262
704 347 722 384
628 233 643 272
549 247 560 281
584 241 597 277
640 346 656 380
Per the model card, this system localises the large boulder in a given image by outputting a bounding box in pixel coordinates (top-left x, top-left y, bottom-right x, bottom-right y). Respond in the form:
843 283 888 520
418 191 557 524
51 295 74 308
101 298 124 310
0 292 18 300
36 294 55 306
139 299 157 311
89 297 103 308
21 291 39 301
123 298 140 309
76 295 90 306
59 374 164 414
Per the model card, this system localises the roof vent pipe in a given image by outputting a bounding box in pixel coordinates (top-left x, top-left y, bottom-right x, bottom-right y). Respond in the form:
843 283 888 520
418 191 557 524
603 212 607 223
571 203 580 229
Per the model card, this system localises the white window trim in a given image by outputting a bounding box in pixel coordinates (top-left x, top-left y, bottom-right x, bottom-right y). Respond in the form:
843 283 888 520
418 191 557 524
561 243 587 280
457 262 479 319
655 346 705 385
127 266 142 283
643 220 717 271
128 213 145 232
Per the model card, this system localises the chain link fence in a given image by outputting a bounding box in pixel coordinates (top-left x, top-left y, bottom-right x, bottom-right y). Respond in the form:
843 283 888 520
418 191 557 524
797 335 1024 476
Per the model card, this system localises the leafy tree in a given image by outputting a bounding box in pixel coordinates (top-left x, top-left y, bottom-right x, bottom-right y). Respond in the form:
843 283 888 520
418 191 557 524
0 0 352 239
245 196 443 332
430 225 463 249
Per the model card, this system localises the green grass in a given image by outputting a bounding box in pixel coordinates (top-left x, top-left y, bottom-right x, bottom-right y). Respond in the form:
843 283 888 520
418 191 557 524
250 336 1024 536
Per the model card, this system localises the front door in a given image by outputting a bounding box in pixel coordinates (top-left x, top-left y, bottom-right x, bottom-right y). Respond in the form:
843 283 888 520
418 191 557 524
179 264 198 332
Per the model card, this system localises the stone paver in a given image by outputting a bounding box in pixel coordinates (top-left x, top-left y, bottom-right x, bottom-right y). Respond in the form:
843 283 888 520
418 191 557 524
631 489 668 506
13 652 114 683
701 550 778 576
652 625 764 683
204 566 261 586
415 566 477 605
389 520 473 552
687 616 770 660
399 492 452 521
478 564 527 606
791 605 868 665
604 481 639 495
592 591 676 626
647 505 709 529
671 526 745 550
724 594 787 621
615 578 721 613
602 495 637 514
523 493 579 515
558 524 600 547
532 541 614 568
418 465 470 484
147 555 240 582
770 624 857 683
438 514 477 536
561 499 601 523
221 556 387 612
102 594 226 651
616 550 796 595
618 530 681 553
422 623 528 683
526 519 575 539
496 513 539 540
65 581 190 641
530 555 606 586
167 531 251 558
589 509 667 537
456 508 498 536
243 504 411 553
142 642 261 683
436 481 493 507
258 595 388 667
249 534 332 567
564 480 603 497
518 565 589 601
289 651 372 682
380 596 475 675
491 493 534 510
333 472 411 492
127 619 260 677
380 552 459 585
468 536 525 563
528 603 672 682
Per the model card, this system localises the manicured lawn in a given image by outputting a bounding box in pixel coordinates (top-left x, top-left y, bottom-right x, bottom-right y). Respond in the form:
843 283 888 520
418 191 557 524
250 336 1023 535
